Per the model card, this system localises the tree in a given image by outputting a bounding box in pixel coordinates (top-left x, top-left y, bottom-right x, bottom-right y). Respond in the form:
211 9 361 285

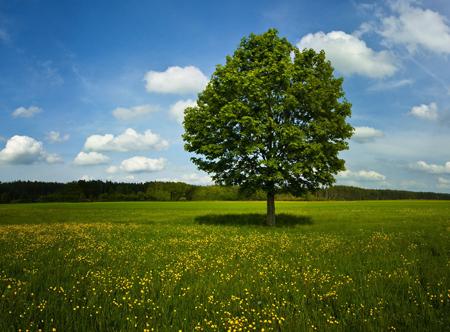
183 29 353 225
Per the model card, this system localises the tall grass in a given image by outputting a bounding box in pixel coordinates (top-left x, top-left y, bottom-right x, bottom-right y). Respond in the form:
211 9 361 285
0 201 449 331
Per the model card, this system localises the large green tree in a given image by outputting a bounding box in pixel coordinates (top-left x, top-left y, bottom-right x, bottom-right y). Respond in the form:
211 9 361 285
183 29 353 225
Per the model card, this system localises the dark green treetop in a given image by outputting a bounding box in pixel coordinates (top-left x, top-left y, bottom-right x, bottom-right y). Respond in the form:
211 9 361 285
183 29 353 223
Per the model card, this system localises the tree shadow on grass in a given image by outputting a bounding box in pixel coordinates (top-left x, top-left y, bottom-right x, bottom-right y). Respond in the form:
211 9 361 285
196 213 312 227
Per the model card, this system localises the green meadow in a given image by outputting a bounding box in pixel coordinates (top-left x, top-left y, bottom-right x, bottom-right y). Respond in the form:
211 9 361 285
0 201 449 331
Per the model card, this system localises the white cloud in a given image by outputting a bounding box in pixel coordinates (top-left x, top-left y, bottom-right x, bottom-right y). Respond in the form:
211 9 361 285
368 79 413 91
73 151 110 166
84 128 169 152
353 21 375 38
106 157 166 174
412 160 450 174
297 31 397 78
45 154 63 164
180 173 212 185
352 126 384 143
144 66 208 94
46 131 70 143
380 1 450 54
156 172 213 185
106 165 119 174
409 102 438 120
120 156 166 173
437 177 450 188
338 169 386 181
112 104 159 121
169 99 196 124
80 175 94 181
12 106 42 118
0 135 61 165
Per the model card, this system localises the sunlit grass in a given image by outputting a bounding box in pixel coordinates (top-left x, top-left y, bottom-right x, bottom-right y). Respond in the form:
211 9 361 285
0 201 449 331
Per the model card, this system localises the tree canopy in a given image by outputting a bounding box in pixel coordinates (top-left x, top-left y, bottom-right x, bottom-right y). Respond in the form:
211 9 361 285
2 180 450 204
183 29 353 225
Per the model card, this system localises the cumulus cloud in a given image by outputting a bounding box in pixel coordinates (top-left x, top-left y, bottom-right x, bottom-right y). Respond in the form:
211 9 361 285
352 126 384 143
338 169 386 181
106 165 119 174
84 128 169 152
112 104 159 121
45 154 63 164
12 106 42 118
0 135 61 165
169 99 197 124
46 131 70 143
73 151 110 166
379 1 450 54
144 66 208 94
297 31 397 78
120 156 166 173
105 157 166 174
411 160 450 174
409 102 438 120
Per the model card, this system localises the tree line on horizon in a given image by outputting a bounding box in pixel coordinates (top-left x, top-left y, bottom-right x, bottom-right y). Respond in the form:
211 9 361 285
0 180 449 203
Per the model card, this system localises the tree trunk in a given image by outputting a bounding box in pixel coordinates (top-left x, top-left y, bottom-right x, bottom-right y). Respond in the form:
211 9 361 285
266 191 275 226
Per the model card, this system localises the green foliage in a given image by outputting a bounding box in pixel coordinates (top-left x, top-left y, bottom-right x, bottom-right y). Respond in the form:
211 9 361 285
146 181 194 201
1 181 450 203
314 185 450 200
191 186 266 201
183 29 353 196
190 185 240 200
0 201 449 330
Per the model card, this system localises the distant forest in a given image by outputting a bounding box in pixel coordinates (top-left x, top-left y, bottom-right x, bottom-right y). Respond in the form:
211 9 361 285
0 180 449 203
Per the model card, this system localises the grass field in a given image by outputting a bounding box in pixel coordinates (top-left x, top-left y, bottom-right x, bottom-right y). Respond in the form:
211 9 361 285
0 201 449 331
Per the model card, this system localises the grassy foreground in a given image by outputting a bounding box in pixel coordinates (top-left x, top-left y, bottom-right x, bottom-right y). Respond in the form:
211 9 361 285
0 201 449 331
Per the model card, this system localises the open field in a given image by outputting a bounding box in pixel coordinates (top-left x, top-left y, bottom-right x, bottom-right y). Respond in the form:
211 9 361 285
0 201 449 331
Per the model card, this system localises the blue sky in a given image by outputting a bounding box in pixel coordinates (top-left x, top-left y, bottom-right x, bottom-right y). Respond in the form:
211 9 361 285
1 0 450 192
